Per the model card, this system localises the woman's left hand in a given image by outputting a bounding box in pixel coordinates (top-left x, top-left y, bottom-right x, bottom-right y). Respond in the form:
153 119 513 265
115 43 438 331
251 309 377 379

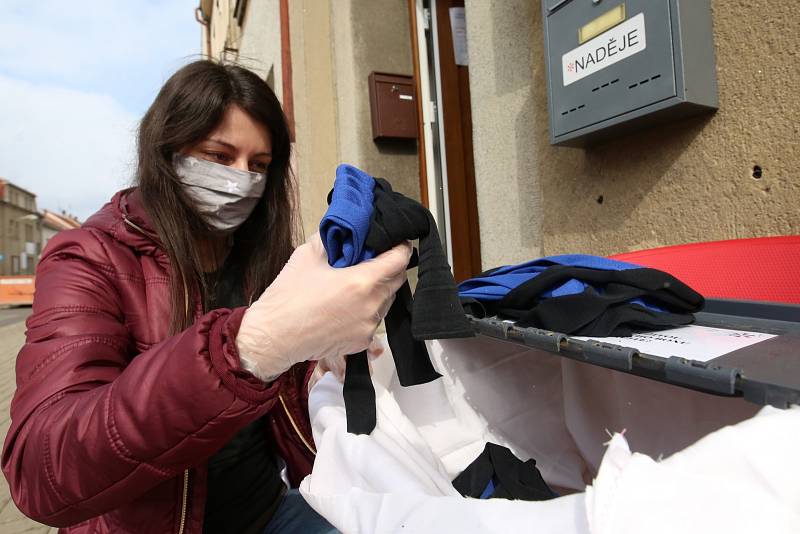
308 338 385 391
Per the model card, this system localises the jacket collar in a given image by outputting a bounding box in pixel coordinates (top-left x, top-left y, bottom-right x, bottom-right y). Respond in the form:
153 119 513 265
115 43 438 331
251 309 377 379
83 187 166 258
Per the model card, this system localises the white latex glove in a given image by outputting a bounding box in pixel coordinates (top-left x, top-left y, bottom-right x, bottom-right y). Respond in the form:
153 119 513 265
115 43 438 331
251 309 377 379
236 233 411 382
309 338 386 391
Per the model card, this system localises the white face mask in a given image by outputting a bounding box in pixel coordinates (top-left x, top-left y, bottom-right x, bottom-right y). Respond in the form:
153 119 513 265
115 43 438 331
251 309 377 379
173 155 267 233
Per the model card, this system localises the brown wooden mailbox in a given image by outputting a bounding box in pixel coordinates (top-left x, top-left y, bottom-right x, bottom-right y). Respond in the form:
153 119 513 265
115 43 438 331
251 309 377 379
368 72 418 141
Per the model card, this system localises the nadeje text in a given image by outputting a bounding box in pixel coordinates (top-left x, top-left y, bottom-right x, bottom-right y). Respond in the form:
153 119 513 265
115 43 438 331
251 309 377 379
571 28 641 73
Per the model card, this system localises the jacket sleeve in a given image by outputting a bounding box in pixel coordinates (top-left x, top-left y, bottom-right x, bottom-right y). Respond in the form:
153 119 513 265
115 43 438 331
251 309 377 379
1 230 282 527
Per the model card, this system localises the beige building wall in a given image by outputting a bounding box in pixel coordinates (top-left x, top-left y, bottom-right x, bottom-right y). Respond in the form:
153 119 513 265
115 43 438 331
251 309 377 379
330 0 420 202
464 0 544 269
236 0 283 99
289 0 341 239
466 0 800 269
293 0 420 237
199 0 420 240
206 0 231 59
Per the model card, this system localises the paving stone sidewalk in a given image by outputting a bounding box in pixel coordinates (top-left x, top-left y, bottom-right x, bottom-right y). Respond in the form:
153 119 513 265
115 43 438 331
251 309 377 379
0 315 58 533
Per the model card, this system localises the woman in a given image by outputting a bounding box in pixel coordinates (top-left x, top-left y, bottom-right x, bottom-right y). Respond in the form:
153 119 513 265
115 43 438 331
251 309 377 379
2 60 410 533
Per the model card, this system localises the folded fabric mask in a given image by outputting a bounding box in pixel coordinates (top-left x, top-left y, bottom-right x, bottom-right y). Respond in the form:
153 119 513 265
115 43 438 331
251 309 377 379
173 155 267 233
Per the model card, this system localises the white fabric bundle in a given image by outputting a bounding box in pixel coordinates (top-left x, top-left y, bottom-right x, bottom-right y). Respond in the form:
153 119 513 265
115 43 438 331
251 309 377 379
300 336 800 534
299 362 589 534
587 406 800 534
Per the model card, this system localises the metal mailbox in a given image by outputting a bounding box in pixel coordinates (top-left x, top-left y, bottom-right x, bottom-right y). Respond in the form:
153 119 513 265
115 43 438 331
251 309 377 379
542 0 718 146
368 72 418 141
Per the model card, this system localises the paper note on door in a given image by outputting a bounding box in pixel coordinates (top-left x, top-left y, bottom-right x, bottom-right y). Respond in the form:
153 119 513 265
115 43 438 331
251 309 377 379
449 7 468 66
562 13 646 86
574 325 776 362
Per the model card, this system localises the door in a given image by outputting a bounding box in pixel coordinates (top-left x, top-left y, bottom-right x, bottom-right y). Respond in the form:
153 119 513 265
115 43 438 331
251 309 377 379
408 0 482 282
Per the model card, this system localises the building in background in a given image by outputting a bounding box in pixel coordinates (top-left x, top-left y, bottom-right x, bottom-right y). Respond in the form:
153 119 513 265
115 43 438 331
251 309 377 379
197 0 430 270
41 209 81 251
195 1 800 279
0 179 41 276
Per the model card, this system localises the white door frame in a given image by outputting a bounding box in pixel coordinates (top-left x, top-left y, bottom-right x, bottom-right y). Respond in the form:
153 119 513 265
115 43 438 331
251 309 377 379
412 0 454 267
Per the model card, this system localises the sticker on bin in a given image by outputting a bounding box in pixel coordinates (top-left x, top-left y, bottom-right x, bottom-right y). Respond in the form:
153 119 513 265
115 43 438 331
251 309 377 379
574 325 776 362
562 13 647 86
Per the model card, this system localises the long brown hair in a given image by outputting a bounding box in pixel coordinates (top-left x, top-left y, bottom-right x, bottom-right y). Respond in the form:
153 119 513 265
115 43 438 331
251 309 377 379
136 60 296 333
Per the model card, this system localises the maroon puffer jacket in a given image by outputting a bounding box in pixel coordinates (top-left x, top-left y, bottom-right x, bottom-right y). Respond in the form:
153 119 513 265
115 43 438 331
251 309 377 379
2 189 317 533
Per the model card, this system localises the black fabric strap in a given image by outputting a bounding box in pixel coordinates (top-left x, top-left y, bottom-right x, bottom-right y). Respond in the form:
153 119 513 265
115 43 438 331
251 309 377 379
367 179 473 339
341 178 474 435
383 281 441 386
342 350 375 435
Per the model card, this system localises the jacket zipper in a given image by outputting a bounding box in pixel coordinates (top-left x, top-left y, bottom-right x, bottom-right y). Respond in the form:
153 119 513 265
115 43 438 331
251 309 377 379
122 216 151 239
179 277 192 534
178 469 189 534
278 394 317 456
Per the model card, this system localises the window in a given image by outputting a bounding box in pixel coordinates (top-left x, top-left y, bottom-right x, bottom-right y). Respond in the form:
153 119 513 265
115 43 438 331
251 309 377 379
8 219 17 237
25 224 33 242
234 0 248 25
11 256 20 275
26 254 35 274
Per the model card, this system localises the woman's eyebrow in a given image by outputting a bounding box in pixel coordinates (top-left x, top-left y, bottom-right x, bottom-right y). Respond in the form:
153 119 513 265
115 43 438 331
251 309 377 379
206 138 237 150
206 138 272 157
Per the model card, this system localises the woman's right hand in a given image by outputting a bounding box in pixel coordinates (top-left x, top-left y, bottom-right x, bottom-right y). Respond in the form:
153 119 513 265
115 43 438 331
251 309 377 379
236 233 411 382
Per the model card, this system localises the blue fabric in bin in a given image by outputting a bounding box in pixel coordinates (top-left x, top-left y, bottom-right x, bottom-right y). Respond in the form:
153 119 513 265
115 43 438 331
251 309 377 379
457 254 704 336
459 254 642 301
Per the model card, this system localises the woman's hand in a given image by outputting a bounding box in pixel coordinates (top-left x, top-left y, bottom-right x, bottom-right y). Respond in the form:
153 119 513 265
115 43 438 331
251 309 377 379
236 233 409 382
308 338 385 391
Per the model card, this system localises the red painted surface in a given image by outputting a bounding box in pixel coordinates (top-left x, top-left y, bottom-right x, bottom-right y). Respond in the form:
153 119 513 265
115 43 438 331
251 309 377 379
610 236 800 304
